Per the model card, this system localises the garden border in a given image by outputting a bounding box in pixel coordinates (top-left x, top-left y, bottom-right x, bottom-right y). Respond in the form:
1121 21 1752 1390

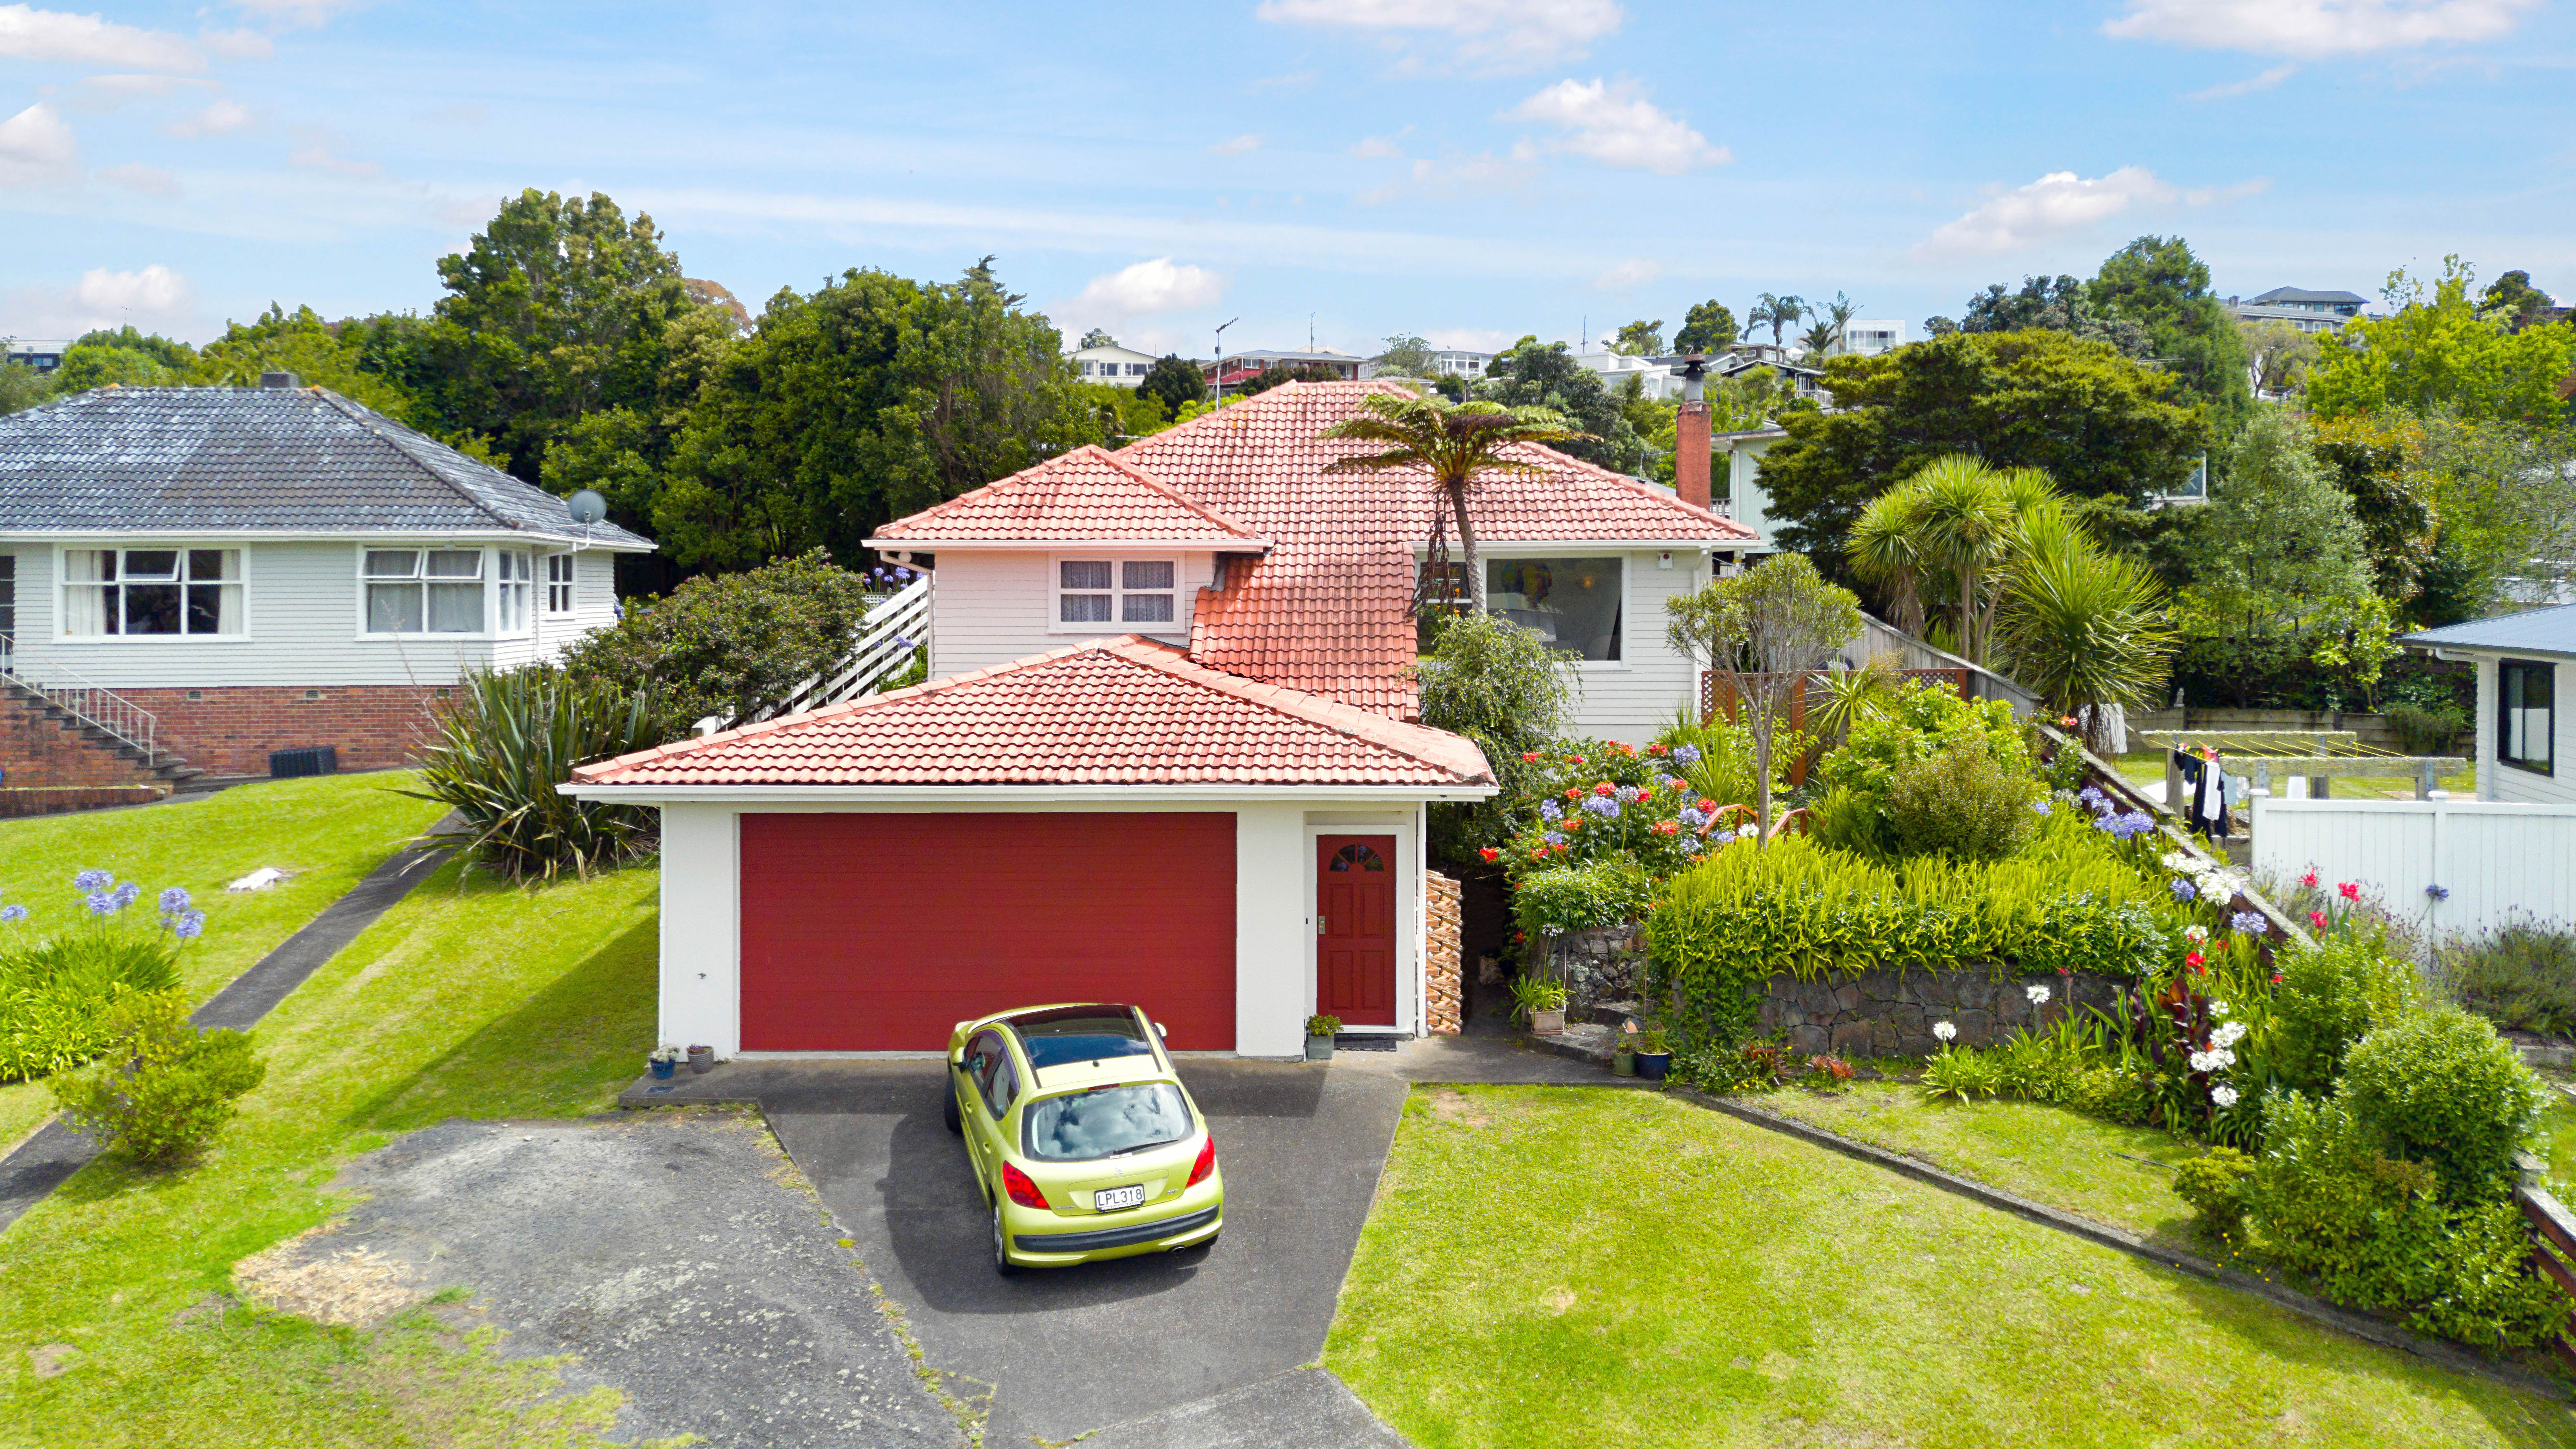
1667 1083 2574 1405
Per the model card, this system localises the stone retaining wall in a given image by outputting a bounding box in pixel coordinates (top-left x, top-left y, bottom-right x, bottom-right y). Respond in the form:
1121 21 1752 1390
1425 871 1463 1035
1761 968 2128 1058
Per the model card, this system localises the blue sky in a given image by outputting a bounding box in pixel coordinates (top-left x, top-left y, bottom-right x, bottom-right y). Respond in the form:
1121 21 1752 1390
3 0 2571 356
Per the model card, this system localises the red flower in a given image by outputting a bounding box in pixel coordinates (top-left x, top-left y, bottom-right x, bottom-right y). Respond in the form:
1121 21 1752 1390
2309 909 2328 929
1653 820 1680 835
1646 743 1669 756
1512 930 1526 942
2271 973 2284 983
1564 788 1582 801
1565 755 1586 764
1593 782 1617 796
2337 881 2360 902
1697 799 1719 813
2056 966 2070 975
2299 869 2319 889
1529 850 1547 861
1520 751 1543 763
1636 786 1655 802
1478 847 1501 862
2185 951 2205 968
2059 715 2079 729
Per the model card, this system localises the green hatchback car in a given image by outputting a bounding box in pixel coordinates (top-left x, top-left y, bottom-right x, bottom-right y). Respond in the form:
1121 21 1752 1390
944 1003 1224 1276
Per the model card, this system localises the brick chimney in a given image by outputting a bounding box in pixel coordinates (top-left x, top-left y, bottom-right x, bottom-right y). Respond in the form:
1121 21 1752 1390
1675 399 1713 512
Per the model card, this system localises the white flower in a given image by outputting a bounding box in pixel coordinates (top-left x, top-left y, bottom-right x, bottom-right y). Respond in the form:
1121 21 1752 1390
1933 1020 1957 1042
2210 1001 2230 1017
2181 925 2208 946
2211 1084 2240 1109
2188 1048 2238 1074
2209 1021 2248 1050
2161 851 2195 871
1736 823 1760 839
2026 984 2052 1005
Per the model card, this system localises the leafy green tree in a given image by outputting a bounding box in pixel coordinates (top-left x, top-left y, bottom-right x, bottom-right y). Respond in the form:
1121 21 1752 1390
1236 361 1345 396
2241 319 2320 396
1078 327 1118 349
2404 415 2576 623
1138 353 1205 414
2087 235 2253 429
2310 414 2438 608
2477 269 2557 331
2309 258 2576 424
1756 329 2213 576
652 260 1097 571
1748 293 1806 346
1076 381 1169 439
2170 410 2390 707
1611 318 1664 356
1374 333 1437 377
52 327 197 391
0 349 55 416
1674 300 1738 354
1478 340 1644 473
193 304 418 417
412 190 708 487
1665 553 1863 841
1414 608 1578 862
1318 393 1591 611
556 548 877 728
1928 275 2150 359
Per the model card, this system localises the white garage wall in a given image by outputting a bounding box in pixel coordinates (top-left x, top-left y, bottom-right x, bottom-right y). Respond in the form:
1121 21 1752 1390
2252 797 2576 937
651 797 1431 1060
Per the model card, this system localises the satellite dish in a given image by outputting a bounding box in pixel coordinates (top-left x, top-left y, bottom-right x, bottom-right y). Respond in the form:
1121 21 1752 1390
567 490 608 526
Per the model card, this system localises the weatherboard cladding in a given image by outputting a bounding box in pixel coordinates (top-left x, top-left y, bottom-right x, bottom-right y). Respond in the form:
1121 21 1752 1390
570 635 1495 789
0 387 652 545
871 444 1266 543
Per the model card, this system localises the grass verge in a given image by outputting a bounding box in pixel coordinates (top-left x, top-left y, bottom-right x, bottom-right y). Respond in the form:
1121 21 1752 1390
0 855 661 1446
0 773 452 1151
1326 1085 2576 1449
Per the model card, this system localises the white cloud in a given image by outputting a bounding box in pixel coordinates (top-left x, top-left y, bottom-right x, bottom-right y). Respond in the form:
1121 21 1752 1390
287 129 379 176
1256 0 1623 67
96 160 176 194
0 4 204 70
199 28 274 59
1914 167 2179 257
77 263 190 313
1354 150 1536 204
1509 78 1726 174
164 98 256 138
1209 133 1262 155
0 102 78 187
70 73 217 111
2188 62 2298 97
229 0 361 27
2104 0 2535 57
1591 257 1660 289
2 264 195 339
1064 257 1226 337
1350 131 1408 158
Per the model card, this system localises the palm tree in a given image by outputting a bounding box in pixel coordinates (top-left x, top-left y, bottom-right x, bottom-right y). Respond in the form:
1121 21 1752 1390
1846 489 1929 637
1319 393 1592 613
1750 292 1806 347
1907 455 2020 666
1996 510 2176 750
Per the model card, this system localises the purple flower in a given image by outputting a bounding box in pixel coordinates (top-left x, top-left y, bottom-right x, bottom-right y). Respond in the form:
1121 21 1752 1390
0 905 25 923
111 881 141 910
85 892 116 917
1539 800 1563 822
1614 785 1642 804
1677 808 1709 830
2169 878 2196 903
1543 831 1567 846
2031 799 2051 816
159 887 191 914
170 909 205 941
1670 744 1702 766
893 635 914 651
2076 786 2107 814
2425 883 2451 902
73 868 112 892
1580 795 1622 820
2230 910 2266 936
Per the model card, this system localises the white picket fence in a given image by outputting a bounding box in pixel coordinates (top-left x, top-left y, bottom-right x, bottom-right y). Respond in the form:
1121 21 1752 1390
2251 797 2576 936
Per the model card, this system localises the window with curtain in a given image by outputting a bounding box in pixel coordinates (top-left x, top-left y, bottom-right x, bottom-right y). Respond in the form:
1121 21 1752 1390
2502 659 2555 775
363 548 486 634
495 550 531 633
1055 557 1179 628
1482 556 1623 661
59 547 244 637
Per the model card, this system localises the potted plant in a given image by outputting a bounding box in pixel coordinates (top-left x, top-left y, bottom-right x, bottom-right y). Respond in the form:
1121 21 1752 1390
1634 1020 1674 1081
1510 976 1569 1036
687 1043 717 1075
1305 1014 1341 1062
648 1043 682 1080
1611 1021 1638 1077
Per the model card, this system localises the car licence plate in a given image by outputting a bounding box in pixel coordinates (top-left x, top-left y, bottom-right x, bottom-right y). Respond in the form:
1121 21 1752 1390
1094 1184 1146 1212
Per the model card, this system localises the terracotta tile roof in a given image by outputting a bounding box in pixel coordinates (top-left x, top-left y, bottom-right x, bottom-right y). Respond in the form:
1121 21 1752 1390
870 444 1267 545
570 635 1495 789
1109 380 1759 717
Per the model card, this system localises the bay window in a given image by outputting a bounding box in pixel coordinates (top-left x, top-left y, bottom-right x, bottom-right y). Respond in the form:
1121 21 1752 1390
60 547 244 637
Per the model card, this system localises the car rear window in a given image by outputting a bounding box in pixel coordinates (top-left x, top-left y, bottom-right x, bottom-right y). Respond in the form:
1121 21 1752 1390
1009 1006 1156 1072
1022 1083 1194 1162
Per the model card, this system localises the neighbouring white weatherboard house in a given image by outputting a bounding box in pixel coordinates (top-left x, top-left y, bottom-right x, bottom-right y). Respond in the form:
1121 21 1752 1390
1070 342 1160 389
0 379 653 784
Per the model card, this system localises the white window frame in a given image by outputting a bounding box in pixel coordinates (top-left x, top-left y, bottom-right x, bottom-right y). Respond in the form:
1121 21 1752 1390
51 543 253 644
1468 549 1632 670
544 552 578 617
494 549 533 636
355 543 503 641
1048 554 1183 635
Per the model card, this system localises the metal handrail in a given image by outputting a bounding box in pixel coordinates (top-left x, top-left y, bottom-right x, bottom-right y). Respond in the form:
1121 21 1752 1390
756 577 932 721
0 631 157 764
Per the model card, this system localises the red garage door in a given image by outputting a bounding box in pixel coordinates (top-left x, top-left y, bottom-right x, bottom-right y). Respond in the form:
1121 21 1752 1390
738 813 1236 1052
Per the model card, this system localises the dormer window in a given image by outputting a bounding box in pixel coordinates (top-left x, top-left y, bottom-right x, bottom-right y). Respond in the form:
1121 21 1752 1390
1056 557 1178 630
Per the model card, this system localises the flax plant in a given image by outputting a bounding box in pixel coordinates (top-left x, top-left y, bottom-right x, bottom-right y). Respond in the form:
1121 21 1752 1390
409 665 662 881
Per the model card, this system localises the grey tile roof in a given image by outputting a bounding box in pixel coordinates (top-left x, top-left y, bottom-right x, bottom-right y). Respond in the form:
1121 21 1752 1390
2248 286 2367 306
0 386 654 548
2404 603 2576 660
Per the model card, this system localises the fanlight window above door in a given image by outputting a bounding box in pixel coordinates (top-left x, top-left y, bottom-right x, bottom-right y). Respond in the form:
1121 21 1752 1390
1329 843 1386 873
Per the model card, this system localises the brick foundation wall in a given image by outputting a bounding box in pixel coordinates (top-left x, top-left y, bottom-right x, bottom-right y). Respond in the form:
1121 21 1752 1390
0 786 166 817
114 685 451 776
0 692 168 789
1425 870 1462 1035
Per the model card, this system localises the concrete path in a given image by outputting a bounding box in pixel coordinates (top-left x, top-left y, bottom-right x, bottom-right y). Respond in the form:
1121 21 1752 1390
0 825 454 1234
255 1113 960 1448
618 1025 1610 1445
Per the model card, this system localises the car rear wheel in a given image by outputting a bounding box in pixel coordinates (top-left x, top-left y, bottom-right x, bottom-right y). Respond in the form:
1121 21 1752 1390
942 1078 961 1136
991 1201 1023 1278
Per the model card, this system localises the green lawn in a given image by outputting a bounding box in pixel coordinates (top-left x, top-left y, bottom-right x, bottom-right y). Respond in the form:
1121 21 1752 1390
2102 751 2475 801
0 774 453 1152
0 851 662 1446
1757 1080 2208 1250
1326 1085 2576 1449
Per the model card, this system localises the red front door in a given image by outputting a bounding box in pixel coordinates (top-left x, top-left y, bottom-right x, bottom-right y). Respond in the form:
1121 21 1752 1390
1316 835 1397 1027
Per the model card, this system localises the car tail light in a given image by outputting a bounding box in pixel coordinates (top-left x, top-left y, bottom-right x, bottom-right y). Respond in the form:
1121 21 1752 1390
1002 1162 1050 1210
1187 1134 1217 1188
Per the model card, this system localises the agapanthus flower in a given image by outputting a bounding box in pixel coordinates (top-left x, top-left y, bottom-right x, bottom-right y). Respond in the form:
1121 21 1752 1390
2210 1084 2240 1109
170 909 205 940
159 887 191 913
2170 878 2197 903
2032 800 2051 815
1933 1021 1958 1042
2026 984 2051 1005
1614 785 1642 804
1543 831 1566 846
1670 745 1701 765
2230 911 2266 936
1676 808 1709 831
1581 796 1622 820
0 905 25 923
1540 800 1563 822
2425 883 2451 901
2162 851 2196 872
111 881 140 909
2077 786 2106 811
85 892 117 916
73 869 112 893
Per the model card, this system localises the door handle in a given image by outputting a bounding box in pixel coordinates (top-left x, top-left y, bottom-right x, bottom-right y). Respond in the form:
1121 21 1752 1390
1316 915 1326 936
